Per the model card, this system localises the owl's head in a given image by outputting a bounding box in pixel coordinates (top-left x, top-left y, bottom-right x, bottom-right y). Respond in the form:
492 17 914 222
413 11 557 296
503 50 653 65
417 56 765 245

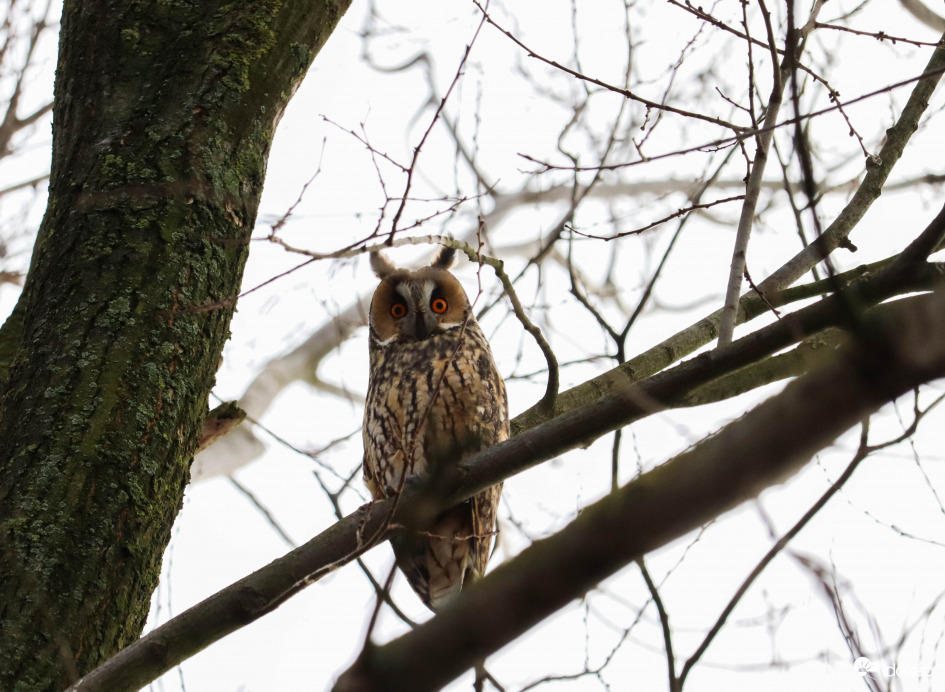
368 246 470 343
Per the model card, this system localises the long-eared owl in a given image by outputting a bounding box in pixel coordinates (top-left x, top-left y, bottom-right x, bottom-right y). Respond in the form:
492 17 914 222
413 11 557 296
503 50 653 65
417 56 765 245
362 246 508 611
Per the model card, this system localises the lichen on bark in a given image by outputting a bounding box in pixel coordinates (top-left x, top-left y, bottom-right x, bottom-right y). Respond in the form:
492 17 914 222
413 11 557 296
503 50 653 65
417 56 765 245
0 1 351 690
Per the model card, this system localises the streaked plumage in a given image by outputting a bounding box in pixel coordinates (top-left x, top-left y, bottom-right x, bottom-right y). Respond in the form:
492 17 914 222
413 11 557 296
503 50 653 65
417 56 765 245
362 247 507 611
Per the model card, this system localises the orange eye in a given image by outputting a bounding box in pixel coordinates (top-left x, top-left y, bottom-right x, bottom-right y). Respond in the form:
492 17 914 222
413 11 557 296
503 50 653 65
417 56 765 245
430 297 448 314
390 302 407 319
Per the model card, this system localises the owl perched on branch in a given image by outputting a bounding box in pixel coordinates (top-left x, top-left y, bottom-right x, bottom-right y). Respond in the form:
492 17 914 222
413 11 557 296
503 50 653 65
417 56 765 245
362 246 508 611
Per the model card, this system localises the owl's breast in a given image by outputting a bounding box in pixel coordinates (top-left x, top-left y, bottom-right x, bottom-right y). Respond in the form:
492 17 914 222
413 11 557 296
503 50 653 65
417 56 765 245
363 328 508 487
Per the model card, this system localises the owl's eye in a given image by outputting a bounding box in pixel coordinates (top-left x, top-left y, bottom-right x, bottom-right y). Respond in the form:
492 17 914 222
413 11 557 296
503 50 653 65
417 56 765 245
390 301 407 319
430 297 448 314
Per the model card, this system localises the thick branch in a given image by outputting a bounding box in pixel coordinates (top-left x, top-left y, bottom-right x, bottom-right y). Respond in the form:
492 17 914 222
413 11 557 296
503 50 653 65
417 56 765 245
514 198 945 433
189 160 945 481
334 286 945 692
67 242 945 690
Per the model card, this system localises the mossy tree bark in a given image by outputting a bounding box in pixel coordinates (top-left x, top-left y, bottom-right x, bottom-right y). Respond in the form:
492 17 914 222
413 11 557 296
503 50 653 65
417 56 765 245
0 2 350 690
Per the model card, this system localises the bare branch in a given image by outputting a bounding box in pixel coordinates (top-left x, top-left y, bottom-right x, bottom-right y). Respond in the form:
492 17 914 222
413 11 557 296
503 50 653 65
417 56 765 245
473 0 747 134
67 265 945 691
451 235 559 409
387 7 489 243
513 201 945 434
334 287 945 692
194 401 246 454
758 32 945 294
717 0 792 347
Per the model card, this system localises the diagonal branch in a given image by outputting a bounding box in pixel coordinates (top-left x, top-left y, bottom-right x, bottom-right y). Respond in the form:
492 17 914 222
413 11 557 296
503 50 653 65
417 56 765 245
334 286 945 692
757 29 945 294
66 242 945 691
513 199 945 434
717 0 832 346
716 0 786 347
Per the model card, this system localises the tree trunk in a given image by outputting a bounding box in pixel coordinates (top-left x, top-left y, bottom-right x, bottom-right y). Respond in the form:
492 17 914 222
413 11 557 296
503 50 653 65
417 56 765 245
0 2 350 690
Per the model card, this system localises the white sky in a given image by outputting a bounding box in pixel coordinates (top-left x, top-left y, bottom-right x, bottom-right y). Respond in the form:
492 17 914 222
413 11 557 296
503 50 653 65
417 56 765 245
2 0 945 690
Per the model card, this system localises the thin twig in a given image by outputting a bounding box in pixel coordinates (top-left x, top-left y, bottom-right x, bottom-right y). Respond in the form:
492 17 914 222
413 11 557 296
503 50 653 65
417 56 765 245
815 21 943 48
678 423 871 686
452 236 559 410
472 0 746 135
228 477 297 548
680 388 944 685
387 7 489 244
743 267 780 319
570 195 744 241
637 558 678 692
520 64 945 174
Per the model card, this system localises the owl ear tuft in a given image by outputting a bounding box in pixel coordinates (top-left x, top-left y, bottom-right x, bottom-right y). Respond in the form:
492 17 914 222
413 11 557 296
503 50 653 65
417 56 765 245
370 251 398 279
432 245 456 270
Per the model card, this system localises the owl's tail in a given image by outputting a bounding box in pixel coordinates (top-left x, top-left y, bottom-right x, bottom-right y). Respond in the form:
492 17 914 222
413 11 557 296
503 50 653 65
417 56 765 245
393 502 475 612
427 506 474 611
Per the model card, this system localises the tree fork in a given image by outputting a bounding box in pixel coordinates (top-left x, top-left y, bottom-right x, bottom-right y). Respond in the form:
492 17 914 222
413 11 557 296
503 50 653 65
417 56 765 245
0 2 351 690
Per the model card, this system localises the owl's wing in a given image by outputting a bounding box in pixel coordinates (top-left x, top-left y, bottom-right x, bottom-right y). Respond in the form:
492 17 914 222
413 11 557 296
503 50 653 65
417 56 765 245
362 451 383 501
467 483 502 579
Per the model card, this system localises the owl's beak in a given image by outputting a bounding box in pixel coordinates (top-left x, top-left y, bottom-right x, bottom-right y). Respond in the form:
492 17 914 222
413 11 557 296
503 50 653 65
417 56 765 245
409 310 438 340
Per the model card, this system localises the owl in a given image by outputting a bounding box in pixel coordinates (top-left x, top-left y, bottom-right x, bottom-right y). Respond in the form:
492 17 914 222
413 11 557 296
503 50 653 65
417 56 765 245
362 246 508 612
